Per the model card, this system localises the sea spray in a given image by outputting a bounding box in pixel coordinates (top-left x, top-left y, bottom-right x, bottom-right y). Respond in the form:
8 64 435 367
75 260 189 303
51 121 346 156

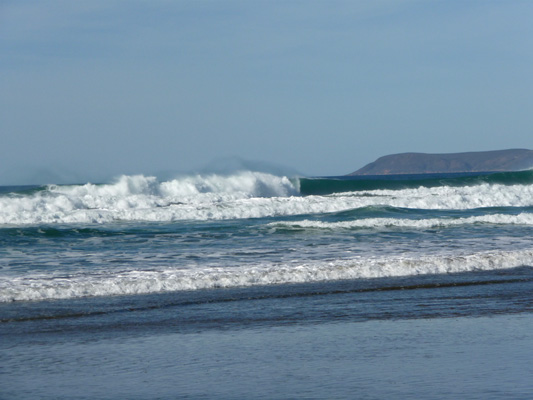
0 172 299 224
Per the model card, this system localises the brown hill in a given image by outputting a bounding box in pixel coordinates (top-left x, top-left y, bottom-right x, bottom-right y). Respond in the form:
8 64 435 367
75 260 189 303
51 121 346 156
349 149 533 175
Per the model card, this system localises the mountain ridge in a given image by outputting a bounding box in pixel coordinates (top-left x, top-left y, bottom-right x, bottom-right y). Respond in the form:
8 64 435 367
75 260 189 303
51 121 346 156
349 149 533 176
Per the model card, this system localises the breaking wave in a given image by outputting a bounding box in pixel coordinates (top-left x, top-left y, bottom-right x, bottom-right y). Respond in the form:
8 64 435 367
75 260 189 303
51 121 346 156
0 172 297 224
2 249 532 302
2 171 533 225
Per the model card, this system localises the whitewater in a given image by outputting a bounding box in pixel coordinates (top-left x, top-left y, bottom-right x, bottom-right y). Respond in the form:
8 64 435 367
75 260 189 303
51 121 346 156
3 169 533 400
2 171 533 225
1 170 533 302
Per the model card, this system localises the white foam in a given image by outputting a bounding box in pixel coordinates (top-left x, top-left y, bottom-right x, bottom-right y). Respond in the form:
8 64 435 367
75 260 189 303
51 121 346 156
0 173 298 224
1 249 532 302
269 213 533 230
346 183 533 210
2 174 533 225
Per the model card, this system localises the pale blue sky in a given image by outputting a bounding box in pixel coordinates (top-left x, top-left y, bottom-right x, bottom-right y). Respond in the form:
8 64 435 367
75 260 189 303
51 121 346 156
1 1 532 184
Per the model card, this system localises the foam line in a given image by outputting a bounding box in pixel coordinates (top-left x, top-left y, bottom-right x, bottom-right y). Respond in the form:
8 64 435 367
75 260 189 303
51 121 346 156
269 213 533 230
2 249 532 302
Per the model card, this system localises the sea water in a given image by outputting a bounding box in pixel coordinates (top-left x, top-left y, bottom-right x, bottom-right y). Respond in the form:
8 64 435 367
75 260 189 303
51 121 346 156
1 171 533 398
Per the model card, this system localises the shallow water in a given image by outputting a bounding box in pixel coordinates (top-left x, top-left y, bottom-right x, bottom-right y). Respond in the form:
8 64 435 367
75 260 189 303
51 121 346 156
3 313 533 399
2 268 533 399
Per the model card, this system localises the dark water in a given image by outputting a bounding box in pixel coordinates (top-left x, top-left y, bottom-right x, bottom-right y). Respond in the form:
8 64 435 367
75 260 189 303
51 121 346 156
298 170 533 194
1 171 533 398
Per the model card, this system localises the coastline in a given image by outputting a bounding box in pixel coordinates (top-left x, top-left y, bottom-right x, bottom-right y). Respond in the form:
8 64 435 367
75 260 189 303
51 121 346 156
3 312 532 399
350 149 533 176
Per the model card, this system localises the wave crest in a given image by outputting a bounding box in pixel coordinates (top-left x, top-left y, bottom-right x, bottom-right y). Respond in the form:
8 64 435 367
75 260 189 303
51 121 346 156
0 172 298 224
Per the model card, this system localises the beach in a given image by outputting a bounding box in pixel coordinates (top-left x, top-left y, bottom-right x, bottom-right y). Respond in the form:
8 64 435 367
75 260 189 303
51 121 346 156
3 308 532 399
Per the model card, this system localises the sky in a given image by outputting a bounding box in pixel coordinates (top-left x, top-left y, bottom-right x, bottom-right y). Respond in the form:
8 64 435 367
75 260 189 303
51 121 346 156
1 1 533 184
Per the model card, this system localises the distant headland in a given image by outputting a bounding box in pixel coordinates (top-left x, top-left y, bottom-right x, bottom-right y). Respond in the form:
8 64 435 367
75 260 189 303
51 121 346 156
349 149 533 176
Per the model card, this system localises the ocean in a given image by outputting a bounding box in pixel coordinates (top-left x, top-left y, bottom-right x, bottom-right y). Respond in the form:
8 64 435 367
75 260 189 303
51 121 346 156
1 171 533 399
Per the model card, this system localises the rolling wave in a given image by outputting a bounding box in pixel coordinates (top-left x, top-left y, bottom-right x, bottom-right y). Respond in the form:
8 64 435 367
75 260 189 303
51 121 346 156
299 170 533 195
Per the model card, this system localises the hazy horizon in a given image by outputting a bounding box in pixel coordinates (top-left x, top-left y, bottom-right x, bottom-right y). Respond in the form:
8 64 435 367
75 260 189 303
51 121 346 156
2 1 532 185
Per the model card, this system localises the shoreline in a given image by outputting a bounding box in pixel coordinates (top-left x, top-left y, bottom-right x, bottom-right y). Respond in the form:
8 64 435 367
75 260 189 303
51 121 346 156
3 312 532 399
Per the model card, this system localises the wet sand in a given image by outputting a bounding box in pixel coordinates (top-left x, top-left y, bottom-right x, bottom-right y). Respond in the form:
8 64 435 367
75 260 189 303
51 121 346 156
2 312 532 399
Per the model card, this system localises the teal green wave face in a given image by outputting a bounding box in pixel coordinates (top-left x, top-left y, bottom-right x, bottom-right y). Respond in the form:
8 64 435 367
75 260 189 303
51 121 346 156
298 170 533 196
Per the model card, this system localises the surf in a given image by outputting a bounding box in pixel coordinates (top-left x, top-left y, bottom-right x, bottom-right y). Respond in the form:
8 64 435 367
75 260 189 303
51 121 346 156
2 170 533 225
2 249 533 302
